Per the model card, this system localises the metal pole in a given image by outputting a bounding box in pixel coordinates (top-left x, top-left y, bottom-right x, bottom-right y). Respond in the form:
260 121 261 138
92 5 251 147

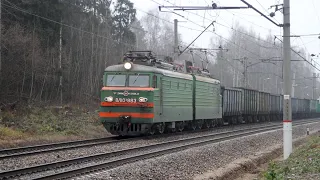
174 19 178 61
243 58 247 88
276 77 278 94
292 72 295 97
0 0 2 87
283 0 292 160
313 73 316 99
259 76 262 91
245 60 247 88
59 23 63 106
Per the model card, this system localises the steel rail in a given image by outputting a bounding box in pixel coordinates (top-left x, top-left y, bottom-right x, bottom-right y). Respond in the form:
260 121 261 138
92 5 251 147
0 121 283 159
0 119 317 180
36 120 317 180
0 136 126 160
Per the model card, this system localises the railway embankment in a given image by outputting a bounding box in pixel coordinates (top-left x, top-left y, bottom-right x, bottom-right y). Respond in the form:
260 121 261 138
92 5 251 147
194 122 320 180
75 120 320 180
0 105 107 148
260 132 320 180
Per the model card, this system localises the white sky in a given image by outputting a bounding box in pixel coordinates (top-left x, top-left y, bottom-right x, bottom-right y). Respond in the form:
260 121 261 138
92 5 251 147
131 0 320 61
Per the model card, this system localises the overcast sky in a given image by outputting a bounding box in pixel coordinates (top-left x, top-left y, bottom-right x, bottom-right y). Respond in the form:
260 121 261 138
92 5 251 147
131 0 320 61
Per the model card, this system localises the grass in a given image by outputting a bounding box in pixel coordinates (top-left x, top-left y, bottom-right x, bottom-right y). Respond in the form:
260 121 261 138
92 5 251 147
0 126 25 140
261 134 320 180
0 105 108 148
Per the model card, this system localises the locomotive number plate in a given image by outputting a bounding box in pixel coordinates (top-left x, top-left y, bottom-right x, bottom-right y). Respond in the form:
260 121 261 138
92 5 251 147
115 98 137 103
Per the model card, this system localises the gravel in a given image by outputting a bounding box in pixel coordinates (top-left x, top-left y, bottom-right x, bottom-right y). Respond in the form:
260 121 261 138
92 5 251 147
73 121 320 180
0 122 278 172
8 122 280 179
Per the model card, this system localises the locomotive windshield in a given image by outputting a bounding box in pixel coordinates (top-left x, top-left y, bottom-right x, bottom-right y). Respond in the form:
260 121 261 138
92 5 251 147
129 74 149 87
105 73 150 87
106 74 126 86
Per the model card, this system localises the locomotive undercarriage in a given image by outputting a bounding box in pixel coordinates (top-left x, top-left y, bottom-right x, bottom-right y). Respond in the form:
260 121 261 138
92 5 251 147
104 112 316 136
103 117 260 136
104 119 223 136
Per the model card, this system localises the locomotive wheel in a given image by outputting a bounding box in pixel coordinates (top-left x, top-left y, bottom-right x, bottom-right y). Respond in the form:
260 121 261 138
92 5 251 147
266 116 270 122
148 124 156 135
197 120 204 129
238 117 245 124
177 121 184 132
209 119 217 128
157 123 165 134
231 117 237 125
204 120 211 129
211 119 218 128
269 115 274 121
171 125 176 133
243 116 249 124
248 116 253 123
190 121 197 131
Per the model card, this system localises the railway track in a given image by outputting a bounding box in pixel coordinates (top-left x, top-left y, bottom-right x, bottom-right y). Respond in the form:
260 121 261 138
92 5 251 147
0 121 281 160
0 119 317 180
0 136 132 160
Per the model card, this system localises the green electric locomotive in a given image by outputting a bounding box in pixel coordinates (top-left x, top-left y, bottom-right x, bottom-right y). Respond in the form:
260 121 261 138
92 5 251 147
100 51 222 136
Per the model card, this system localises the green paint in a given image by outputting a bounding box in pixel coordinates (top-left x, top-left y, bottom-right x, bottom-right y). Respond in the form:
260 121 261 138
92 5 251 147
317 102 320 113
154 75 194 122
100 64 223 132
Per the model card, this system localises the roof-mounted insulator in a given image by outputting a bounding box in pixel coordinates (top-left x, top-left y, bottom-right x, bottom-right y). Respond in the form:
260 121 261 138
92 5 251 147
189 66 201 70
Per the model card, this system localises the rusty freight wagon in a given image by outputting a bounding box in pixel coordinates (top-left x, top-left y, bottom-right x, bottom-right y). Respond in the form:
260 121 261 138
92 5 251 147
221 87 243 124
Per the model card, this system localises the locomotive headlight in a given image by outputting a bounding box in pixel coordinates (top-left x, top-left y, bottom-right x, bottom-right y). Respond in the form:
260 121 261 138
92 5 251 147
139 97 148 102
124 62 132 70
104 96 113 102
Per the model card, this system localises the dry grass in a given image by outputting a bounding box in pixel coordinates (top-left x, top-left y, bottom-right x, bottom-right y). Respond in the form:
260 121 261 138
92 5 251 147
261 134 320 180
0 104 109 148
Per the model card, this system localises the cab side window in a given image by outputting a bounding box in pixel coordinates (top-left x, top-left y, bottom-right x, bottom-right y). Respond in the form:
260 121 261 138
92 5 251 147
153 75 157 88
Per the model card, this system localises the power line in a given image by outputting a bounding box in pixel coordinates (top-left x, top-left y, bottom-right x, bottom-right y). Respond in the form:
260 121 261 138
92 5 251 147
239 0 281 27
254 0 280 24
154 0 210 29
157 0 290 82
298 37 320 69
135 7 205 32
179 21 215 56
206 51 244 74
275 33 320 37
224 10 279 33
153 0 266 58
311 0 320 27
2 1 135 48
176 2 312 82
161 0 286 53
275 36 320 72
4 0 317 83
159 0 320 74
159 0 282 49
159 0 314 82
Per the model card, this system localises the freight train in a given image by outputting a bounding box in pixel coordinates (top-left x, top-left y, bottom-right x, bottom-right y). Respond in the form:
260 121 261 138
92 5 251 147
99 51 320 136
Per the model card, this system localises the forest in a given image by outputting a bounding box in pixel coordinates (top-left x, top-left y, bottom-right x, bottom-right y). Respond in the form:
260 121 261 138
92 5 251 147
0 0 318 107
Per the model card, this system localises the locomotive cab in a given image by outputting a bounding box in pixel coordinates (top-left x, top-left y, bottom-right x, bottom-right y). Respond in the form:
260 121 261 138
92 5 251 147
100 62 158 136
